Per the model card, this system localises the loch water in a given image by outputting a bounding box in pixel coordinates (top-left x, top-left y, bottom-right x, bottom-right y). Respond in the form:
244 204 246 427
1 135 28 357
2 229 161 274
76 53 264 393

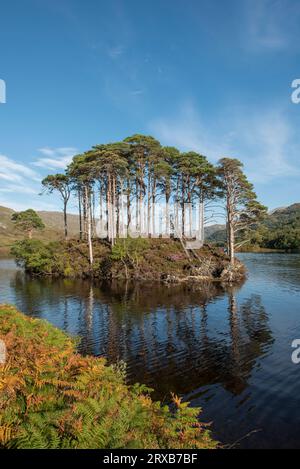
1 253 300 448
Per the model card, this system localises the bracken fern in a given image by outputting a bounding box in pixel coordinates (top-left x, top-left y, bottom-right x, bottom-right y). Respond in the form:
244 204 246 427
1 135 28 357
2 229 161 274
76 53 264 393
0 304 218 449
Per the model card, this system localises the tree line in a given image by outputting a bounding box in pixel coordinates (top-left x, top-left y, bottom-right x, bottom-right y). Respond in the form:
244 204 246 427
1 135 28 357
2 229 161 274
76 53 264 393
38 134 266 266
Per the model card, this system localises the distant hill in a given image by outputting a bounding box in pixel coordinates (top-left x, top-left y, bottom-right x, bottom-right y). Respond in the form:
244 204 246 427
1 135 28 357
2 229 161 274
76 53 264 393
264 203 300 228
204 223 225 238
259 203 300 250
206 227 226 244
0 206 80 256
206 203 300 250
1 203 300 255
37 211 80 236
0 205 228 254
205 223 226 243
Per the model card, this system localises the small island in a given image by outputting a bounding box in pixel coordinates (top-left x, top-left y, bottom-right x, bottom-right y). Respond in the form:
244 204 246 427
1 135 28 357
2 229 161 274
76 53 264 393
9 135 265 285
11 237 246 283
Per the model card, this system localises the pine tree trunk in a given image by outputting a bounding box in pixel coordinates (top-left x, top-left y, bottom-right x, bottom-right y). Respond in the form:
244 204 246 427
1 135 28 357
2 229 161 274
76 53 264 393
112 176 116 246
147 171 151 237
181 178 186 238
63 200 68 240
119 179 124 238
99 181 103 237
127 180 131 234
152 179 156 237
139 184 143 237
85 186 93 266
227 198 235 265
116 187 120 238
106 181 109 241
188 191 192 238
175 179 180 237
201 199 205 243
107 175 112 244
198 195 204 243
91 190 95 238
90 197 94 239
136 180 139 234
166 195 170 237
78 188 82 240
83 189 87 241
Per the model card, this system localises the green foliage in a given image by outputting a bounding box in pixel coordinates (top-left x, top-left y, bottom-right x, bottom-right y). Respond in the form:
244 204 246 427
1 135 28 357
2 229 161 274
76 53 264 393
42 173 70 194
0 305 218 449
216 158 267 257
265 228 300 250
232 204 300 251
11 209 45 238
10 239 59 275
111 237 149 275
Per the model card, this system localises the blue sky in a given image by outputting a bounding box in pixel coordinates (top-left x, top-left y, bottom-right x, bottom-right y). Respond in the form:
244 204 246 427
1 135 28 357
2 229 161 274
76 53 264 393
0 0 300 213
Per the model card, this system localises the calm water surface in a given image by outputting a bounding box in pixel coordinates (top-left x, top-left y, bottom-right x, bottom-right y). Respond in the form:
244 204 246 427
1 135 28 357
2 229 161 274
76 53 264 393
1 253 300 448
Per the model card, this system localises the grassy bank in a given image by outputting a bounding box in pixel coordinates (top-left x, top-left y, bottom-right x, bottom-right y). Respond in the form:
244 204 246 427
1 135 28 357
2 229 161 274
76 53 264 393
0 305 218 449
10 237 245 283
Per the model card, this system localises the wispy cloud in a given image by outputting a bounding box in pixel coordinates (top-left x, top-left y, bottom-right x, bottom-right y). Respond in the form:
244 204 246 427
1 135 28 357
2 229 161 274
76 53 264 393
0 197 58 212
243 0 300 51
0 154 40 184
130 89 144 96
0 154 43 208
0 149 78 212
32 147 78 170
107 44 125 59
232 110 299 182
149 101 230 160
0 185 37 195
149 101 300 183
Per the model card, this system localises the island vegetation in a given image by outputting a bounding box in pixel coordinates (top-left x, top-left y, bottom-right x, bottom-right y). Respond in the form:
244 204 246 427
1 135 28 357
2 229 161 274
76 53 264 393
10 134 266 281
0 304 217 449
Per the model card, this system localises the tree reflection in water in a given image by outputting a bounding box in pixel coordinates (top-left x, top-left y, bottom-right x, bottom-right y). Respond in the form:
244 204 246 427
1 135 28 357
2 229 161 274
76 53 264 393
11 273 273 401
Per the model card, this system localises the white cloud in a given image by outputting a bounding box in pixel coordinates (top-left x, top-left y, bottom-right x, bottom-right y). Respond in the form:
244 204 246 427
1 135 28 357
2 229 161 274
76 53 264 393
0 154 39 183
149 101 300 183
0 154 42 209
0 148 78 212
32 147 78 170
0 154 42 210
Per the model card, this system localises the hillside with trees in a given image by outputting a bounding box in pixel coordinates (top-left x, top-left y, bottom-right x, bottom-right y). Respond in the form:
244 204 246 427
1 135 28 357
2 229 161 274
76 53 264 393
260 204 300 250
207 203 300 252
